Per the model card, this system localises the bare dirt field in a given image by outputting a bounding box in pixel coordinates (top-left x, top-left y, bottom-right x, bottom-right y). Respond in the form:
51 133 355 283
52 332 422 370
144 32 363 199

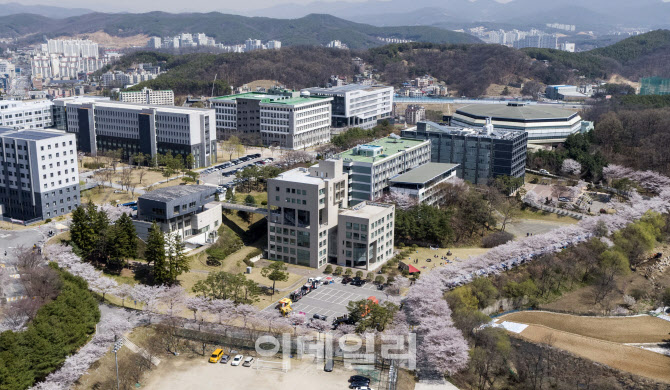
514 324 670 384
142 354 365 390
500 311 670 343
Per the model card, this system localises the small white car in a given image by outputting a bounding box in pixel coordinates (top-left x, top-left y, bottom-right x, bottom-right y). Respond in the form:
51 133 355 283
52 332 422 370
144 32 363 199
242 356 255 367
231 354 244 366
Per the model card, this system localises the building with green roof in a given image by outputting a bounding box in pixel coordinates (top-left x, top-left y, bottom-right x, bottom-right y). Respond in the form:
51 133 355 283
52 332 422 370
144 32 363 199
338 135 431 204
210 88 333 150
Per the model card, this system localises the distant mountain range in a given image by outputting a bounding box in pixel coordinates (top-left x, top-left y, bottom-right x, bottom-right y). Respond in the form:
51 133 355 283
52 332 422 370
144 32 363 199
248 0 670 31
0 2 92 18
0 12 480 48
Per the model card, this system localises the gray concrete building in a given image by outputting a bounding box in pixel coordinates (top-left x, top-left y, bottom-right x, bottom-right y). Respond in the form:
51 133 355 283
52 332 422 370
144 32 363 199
267 159 395 270
401 120 527 185
389 162 459 206
0 127 80 222
134 185 222 243
53 97 216 168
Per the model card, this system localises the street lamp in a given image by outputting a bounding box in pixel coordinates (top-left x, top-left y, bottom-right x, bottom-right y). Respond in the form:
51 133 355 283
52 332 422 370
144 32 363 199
113 338 125 390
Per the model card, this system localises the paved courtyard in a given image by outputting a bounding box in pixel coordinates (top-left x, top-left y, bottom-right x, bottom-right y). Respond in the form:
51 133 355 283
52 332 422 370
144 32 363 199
264 275 385 320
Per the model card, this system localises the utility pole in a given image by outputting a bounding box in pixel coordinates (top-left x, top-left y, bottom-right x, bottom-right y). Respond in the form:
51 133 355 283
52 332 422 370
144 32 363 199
113 337 125 390
211 73 218 98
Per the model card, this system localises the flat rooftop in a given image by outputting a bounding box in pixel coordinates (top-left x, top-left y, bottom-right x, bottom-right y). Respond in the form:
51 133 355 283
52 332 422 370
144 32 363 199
211 92 329 105
455 103 578 121
390 162 459 184
0 127 71 141
413 121 526 140
305 84 392 94
339 202 393 219
58 97 211 113
339 136 428 164
139 185 215 203
273 167 324 185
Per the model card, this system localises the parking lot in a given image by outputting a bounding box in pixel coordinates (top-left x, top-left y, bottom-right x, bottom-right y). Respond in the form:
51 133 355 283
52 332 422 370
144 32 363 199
199 154 274 187
266 275 386 320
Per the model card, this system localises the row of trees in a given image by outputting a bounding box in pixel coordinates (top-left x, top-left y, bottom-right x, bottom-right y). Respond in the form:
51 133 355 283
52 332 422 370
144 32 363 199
70 203 138 271
0 265 100 390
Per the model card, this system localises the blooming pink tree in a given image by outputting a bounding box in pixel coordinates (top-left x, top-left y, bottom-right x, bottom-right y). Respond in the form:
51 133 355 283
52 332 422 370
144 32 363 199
561 159 582 176
90 275 118 302
158 286 187 317
186 296 210 322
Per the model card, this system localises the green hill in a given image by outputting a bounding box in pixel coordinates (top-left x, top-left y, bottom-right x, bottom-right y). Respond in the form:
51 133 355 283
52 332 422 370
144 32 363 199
523 29 670 79
0 12 480 49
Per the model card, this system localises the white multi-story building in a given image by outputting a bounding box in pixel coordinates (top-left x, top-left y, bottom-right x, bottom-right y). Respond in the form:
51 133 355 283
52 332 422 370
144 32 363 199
119 88 175 106
304 84 394 130
53 98 216 168
266 40 282 50
0 100 53 130
148 37 162 49
405 104 425 125
338 136 431 204
210 89 332 150
32 39 110 79
245 38 263 52
267 158 395 270
0 127 80 221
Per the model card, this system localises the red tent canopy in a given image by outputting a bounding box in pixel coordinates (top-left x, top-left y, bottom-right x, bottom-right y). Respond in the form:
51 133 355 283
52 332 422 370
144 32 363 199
406 264 420 274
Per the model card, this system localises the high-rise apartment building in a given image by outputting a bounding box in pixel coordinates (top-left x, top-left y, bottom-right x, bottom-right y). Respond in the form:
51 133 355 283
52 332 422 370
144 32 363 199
338 136 431 204
119 88 175 106
0 127 80 221
304 84 394 130
401 121 527 185
53 98 216 168
210 89 332 150
0 100 53 130
267 158 395 270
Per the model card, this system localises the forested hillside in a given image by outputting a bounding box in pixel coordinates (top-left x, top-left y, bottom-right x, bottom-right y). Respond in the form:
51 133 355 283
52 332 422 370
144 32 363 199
523 29 670 79
0 12 479 49
118 30 670 97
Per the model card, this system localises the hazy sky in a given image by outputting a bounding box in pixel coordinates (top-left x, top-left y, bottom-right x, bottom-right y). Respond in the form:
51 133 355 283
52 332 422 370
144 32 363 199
0 0 514 13
2 0 374 13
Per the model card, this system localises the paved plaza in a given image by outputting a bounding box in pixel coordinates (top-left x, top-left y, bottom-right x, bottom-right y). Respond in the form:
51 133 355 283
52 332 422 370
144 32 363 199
264 275 385 320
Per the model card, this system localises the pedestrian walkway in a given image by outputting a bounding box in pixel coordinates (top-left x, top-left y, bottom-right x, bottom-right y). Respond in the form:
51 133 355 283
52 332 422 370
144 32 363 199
122 335 161 366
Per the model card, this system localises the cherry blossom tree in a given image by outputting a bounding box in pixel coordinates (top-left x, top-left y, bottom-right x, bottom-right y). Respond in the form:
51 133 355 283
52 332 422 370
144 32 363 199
561 159 582 176
90 275 118 302
158 286 187 317
376 192 417 210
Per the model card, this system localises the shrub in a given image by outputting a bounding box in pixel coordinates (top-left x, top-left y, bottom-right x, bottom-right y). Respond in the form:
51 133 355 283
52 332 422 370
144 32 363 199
334 266 343 275
324 265 333 274
83 162 105 169
482 231 515 248
375 275 385 285
366 272 374 281
355 270 364 278
344 268 353 276
44 218 52 223
261 200 268 206
206 256 222 266
398 242 405 249
243 248 262 267
629 288 647 301
662 287 670 307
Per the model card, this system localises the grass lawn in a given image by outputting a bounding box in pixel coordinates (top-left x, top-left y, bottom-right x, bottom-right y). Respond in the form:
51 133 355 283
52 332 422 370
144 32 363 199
82 186 135 205
398 246 491 274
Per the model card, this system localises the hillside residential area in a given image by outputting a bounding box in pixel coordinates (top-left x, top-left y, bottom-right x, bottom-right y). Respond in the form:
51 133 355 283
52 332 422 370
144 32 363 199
1 1 670 389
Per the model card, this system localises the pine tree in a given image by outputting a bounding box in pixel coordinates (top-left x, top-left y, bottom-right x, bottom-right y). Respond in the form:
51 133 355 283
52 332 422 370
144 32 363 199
70 205 96 257
114 212 137 259
146 222 167 284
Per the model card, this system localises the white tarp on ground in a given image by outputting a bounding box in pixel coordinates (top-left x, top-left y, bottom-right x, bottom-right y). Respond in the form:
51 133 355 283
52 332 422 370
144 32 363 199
496 321 529 334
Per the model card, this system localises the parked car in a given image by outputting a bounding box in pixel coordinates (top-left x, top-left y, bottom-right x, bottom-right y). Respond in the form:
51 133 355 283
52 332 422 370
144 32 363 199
351 279 366 287
349 382 372 389
539 169 549 175
341 276 352 284
231 354 243 366
208 349 225 363
313 313 327 321
242 356 255 367
349 375 371 384
219 354 230 364
558 197 571 202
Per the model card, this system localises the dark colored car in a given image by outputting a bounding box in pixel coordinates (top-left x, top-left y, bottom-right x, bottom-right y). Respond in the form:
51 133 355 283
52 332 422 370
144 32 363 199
349 375 371 384
349 382 370 389
351 279 366 287
342 276 352 284
313 313 327 321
